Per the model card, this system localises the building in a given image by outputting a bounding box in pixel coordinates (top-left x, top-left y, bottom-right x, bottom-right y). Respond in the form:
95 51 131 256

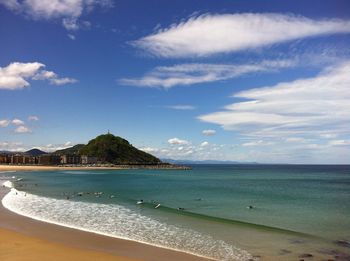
10 154 24 164
80 155 98 164
22 155 37 164
60 155 81 165
0 154 10 164
38 155 61 165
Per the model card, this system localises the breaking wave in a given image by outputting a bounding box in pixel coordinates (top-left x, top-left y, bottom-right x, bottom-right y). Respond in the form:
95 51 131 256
2 188 255 261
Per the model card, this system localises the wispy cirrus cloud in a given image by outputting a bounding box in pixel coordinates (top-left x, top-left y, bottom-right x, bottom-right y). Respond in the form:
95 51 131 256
198 61 350 143
133 13 350 58
202 129 216 136
119 59 296 88
166 105 196 110
0 0 113 31
28 115 39 121
0 62 77 90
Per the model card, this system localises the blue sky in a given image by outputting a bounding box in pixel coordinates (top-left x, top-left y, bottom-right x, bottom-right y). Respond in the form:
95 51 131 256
0 0 350 163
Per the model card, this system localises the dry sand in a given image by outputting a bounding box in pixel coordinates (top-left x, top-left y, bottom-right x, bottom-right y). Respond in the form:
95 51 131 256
0 227 139 261
0 185 209 261
0 165 123 171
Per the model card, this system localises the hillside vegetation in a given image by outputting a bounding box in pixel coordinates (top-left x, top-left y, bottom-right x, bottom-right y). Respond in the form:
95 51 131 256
55 134 161 165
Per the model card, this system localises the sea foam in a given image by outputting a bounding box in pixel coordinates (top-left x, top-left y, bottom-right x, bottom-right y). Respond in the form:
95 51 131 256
2 180 13 188
2 189 255 261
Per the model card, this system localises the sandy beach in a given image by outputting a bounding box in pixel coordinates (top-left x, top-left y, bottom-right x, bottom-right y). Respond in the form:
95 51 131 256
0 185 209 261
0 165 124 172
0 227 139 261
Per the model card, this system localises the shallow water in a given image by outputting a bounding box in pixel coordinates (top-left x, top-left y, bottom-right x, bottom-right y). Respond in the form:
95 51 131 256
2 165 350 260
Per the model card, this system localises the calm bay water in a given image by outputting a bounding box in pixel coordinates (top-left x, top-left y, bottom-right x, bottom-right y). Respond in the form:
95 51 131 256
2 164 350 260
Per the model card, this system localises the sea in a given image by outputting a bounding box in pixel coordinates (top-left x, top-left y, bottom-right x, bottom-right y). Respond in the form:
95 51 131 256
1 164 350 260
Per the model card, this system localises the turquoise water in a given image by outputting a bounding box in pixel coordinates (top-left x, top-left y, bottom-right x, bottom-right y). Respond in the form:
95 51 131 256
2 164 350 260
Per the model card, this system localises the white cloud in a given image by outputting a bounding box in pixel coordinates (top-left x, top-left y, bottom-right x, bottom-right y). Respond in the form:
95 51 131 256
166 105 195 110
139 147 159 153
64 141 72 146
12 118 25 126
14 126 32 133
134 13 350 57
0 62 77 90
120 59 295 88
0 120 10 127
0 62 43 89
285 137 307 143
168 137 190 145
32 70 57 80
0 0 21 11
67 34 76 40
139 140 227 161
49 77 78 85
319 133 337 139
0 141 76 152
200 141 209 147
328 140 350 146
63 18 80 31
0 0 113 31
0 141 25 152
199 61 350 145
202 129 216 136
36 142 73 152
28 115 39 121
242 140 274 147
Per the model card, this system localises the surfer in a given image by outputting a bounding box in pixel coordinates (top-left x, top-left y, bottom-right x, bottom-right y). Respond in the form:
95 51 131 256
137 200 144 204
155 203 161 209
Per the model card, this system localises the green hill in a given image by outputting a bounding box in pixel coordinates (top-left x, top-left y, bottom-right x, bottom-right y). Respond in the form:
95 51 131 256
55 144 85 155
56 134 161 165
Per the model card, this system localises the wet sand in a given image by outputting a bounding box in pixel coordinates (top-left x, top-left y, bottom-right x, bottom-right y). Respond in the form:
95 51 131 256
0 186 209 261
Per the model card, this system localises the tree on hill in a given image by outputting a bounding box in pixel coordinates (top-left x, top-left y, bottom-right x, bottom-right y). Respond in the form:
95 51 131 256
55 144 85 155
78 134 161 164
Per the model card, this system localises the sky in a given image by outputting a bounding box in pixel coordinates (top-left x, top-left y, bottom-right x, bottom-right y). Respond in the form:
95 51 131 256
0 0 350 164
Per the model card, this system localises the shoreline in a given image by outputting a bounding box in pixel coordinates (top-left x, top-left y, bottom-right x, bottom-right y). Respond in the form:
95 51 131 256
0 165 124 171
0 164 190 172
0 185 209 261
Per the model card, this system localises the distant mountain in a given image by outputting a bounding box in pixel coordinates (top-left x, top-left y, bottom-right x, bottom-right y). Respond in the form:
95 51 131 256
0 149 47 156
54 134 161 165
161 159 258 165
55 144 85 155
25 148 47 156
